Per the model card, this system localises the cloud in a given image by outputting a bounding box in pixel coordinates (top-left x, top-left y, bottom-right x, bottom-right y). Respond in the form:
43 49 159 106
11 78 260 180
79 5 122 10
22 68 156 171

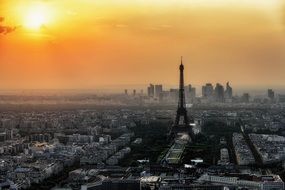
0 17 16 34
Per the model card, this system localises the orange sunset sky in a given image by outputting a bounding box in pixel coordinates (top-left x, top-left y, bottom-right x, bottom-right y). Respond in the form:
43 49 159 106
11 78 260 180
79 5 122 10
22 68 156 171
1 0 285 90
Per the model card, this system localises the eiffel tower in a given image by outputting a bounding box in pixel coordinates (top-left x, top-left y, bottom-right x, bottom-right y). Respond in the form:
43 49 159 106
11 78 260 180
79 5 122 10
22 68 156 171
170 57 194 139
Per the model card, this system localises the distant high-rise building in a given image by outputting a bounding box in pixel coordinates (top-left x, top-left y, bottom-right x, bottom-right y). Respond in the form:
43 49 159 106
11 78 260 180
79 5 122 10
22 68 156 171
242 93 250 103
124 89 128 95
187 84 196 103
133 89 136 96
154 84 163 98
268 89 275 100
170 88 179 102
147 84 154 97
188 85 196 97
278 94 285 103
214 83 225 102
202 83 214 98
225 82 233 100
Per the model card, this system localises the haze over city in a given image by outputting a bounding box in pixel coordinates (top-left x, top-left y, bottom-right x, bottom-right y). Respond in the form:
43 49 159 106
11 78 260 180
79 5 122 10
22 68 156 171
1 0 285 90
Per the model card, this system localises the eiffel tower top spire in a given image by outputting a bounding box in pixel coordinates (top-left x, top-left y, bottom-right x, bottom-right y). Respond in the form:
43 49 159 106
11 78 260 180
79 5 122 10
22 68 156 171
180 56 184 70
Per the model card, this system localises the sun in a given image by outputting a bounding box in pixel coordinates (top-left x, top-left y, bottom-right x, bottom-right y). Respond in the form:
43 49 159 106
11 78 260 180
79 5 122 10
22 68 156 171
23 4 51 30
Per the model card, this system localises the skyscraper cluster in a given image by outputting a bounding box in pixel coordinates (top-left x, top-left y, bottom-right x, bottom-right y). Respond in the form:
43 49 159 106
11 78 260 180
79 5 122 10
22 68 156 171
146 83 196 103
202 82 232 103
125 83 281 105
147 84 163 99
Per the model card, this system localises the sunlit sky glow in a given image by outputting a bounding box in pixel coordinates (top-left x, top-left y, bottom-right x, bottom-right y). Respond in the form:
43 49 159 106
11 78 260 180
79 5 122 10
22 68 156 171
1 0 285 90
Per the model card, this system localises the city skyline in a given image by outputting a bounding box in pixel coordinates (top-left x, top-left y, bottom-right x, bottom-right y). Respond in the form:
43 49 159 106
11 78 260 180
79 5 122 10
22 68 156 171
1 0 285 89
0 82 284 96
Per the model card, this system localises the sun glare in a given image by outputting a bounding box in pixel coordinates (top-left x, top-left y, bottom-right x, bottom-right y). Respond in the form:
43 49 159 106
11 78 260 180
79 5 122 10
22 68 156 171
23 4 51 30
